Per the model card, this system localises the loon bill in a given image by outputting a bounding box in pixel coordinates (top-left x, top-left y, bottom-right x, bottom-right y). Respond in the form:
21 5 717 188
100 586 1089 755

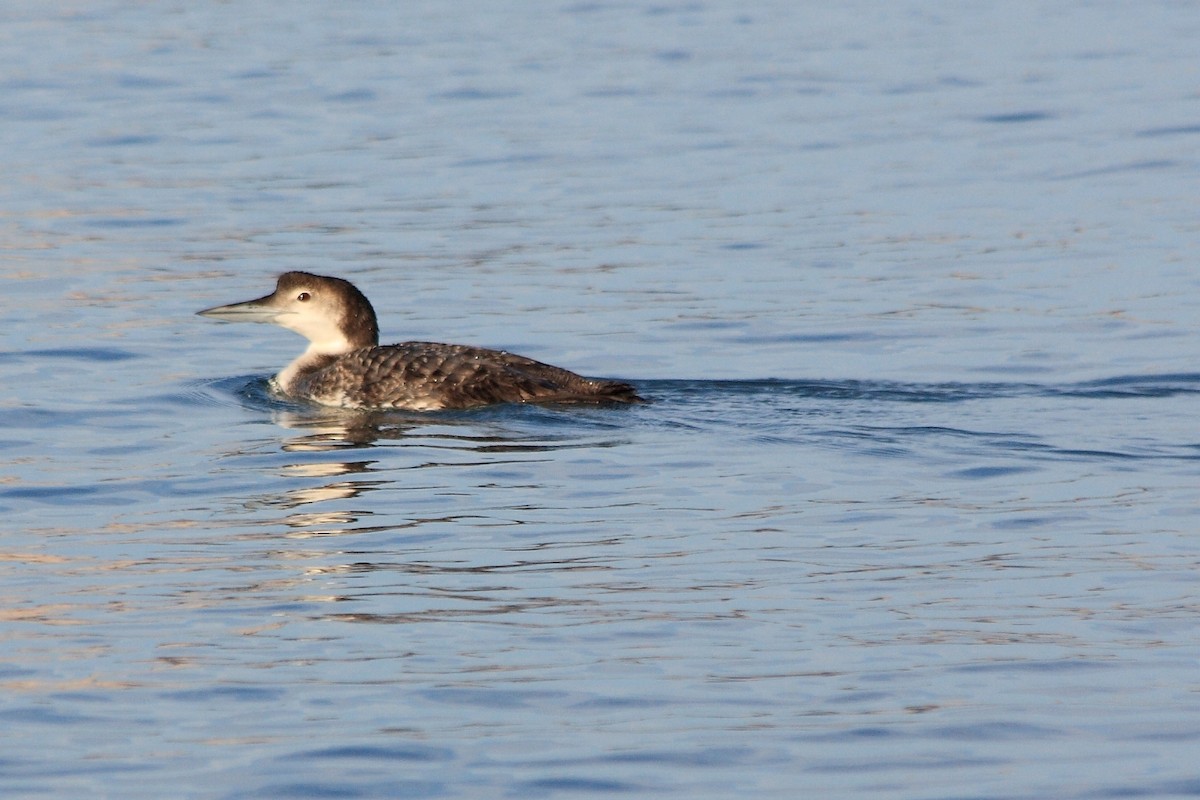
197 271 643 410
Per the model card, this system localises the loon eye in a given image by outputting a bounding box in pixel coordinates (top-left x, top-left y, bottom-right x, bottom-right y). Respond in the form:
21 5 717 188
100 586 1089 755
297 292 311 302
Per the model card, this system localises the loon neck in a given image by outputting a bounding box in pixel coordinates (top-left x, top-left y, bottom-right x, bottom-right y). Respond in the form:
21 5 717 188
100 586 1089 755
276 344 349 394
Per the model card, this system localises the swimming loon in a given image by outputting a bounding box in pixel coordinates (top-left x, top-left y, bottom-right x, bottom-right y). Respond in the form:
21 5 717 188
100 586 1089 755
197 271 642 410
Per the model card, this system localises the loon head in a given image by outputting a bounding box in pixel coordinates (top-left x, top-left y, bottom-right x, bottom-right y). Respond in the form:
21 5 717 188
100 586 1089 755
198 271 380 353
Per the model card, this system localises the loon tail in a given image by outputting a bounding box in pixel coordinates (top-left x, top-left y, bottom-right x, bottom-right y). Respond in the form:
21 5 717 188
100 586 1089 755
587 379 644 405
541 378 643 406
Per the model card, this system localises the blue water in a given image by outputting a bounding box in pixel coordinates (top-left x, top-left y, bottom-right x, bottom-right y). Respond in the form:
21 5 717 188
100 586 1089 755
4 2 1200 798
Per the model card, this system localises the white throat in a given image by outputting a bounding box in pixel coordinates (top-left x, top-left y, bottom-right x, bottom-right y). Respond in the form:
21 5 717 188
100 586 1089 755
276 310 356 355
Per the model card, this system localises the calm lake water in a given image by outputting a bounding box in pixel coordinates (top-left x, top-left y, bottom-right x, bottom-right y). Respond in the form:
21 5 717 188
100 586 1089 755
3 2 1200 798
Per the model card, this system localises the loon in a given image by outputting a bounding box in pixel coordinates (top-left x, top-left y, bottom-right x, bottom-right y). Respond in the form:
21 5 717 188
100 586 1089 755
197 271 642 410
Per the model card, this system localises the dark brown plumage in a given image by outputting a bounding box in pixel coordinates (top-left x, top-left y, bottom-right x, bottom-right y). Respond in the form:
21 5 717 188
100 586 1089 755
296 342 642 410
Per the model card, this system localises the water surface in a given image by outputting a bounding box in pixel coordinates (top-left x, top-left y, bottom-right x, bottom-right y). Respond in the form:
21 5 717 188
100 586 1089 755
3 2 1200 798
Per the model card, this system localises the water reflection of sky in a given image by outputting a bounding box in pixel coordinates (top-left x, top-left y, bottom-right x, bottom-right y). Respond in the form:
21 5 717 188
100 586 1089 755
3 2 1200 798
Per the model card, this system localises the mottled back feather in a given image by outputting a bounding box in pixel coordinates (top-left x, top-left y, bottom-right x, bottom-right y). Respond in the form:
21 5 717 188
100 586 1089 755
292 342 642 410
